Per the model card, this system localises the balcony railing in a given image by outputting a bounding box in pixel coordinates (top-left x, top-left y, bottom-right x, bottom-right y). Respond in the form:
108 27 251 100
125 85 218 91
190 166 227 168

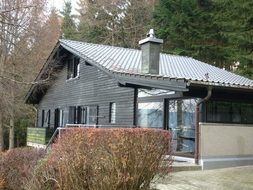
27 124 138 149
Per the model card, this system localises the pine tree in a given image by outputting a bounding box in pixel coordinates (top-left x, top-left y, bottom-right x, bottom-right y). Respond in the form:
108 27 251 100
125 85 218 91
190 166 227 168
213 0 253 78
61 1 77 39
154 0 253 78
76 0 155 48
154 0 231 68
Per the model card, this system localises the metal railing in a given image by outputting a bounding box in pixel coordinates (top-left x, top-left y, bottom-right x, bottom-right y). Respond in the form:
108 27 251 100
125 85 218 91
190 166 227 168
65 124 137 128
45 124 138 150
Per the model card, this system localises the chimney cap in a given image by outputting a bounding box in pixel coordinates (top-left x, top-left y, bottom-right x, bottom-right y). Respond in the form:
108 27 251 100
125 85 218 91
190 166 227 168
139 29 163 45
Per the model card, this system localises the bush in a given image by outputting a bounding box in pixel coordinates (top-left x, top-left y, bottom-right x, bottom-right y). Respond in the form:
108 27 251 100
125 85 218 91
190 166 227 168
15 118 30 147
0 147 46 190
27 128 172 190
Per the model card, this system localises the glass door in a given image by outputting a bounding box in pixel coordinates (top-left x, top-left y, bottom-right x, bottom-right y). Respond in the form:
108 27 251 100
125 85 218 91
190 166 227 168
168 99 197 157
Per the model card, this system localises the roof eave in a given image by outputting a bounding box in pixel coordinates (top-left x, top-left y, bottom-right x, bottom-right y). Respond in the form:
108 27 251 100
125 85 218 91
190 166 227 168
25 42 61 104
188 80 253 91
60 41 189 92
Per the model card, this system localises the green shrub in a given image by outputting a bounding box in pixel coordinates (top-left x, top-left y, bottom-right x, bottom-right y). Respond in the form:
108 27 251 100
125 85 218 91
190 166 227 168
15 118 30 147
0 147 45 190
27 128 172 190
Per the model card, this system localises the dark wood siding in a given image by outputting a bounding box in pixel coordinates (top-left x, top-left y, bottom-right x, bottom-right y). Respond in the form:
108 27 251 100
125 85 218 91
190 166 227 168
37 57 135 127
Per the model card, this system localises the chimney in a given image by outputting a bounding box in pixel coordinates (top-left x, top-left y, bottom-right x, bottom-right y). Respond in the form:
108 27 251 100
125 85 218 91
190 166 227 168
139 29 163 75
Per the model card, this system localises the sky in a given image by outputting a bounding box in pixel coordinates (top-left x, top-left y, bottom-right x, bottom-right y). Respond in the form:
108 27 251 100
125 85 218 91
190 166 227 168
48 0 78 13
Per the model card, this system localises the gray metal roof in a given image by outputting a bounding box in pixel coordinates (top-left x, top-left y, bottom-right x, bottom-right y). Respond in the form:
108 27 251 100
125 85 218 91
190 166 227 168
60 39 253 89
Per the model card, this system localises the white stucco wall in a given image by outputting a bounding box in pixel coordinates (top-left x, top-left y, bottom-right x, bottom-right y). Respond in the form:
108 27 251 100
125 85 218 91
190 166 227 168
199 123 253 169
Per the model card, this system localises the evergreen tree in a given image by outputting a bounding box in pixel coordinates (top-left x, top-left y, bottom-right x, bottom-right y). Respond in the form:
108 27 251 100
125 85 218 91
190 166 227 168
61 1 77 39
154 0 253 78
213 0 253 78
76 0 154 48
154 0 230 68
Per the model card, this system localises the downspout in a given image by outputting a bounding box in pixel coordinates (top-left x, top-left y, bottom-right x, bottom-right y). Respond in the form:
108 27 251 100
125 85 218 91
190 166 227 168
195 86 212 164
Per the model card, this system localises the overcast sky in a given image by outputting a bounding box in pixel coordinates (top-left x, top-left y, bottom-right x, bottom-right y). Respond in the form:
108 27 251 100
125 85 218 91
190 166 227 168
48 0 78 13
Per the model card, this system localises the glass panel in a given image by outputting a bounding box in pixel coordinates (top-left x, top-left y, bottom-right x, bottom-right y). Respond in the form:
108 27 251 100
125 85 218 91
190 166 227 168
206 101 215 122
216 102 231 122
206 101 253 124
46 110 51 128
73 57 80 77
137 102 163 128
77 106 86 124
169 99 197 153
68 106 76 124
59 109 64 127
88 106 98 124
67 59 73 79
110 103 116 124
41 110 45 127
241 104 253 124
231 103 241 123
138 88 175 98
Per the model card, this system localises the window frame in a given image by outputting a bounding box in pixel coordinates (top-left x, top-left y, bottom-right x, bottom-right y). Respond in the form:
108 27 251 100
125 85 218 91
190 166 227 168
109 102 116 124
77 106 87 124
205 100 253 124
67 56 80 80
68 105 98 125
41 110 45 127
43 110 51 128
54 108 65 128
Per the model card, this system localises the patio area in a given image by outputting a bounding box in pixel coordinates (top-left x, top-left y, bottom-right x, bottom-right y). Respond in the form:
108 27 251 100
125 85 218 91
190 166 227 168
154 166 253 190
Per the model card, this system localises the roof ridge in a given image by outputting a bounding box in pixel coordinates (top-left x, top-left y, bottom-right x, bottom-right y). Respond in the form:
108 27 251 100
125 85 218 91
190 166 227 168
59 39 194 59
59 39 140 52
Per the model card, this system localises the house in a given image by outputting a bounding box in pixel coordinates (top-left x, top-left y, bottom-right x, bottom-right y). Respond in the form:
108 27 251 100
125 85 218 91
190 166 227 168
25 29 253 170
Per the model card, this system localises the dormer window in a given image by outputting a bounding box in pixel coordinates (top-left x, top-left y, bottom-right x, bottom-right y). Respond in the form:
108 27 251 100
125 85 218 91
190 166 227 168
67 56 80 79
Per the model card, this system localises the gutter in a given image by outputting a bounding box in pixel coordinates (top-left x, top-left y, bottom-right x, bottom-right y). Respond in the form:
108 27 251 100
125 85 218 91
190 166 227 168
195 86 212 164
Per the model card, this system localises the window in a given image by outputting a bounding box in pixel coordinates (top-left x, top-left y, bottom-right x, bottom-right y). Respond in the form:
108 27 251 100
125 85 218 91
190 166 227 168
241 103 253 124
41 110 45 127
68 106 77 124
88 106 98 124
206 101 253 124
168 99 197 129
59 109 64 127
68 105 98 125
109 102 116 124
47 110 51 128
54 108 64 128
77 106 87 124
43 110 51 128
137 102 163 128
67 56 80 79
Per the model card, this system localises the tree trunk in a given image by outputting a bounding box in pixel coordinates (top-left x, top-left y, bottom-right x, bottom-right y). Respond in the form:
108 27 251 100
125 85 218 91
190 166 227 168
9 117 14 149
8 63 15 150
0 114 4 151
0 56 5 151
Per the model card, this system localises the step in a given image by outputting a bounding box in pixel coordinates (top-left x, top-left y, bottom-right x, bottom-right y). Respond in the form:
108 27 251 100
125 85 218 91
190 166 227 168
172 161 202 172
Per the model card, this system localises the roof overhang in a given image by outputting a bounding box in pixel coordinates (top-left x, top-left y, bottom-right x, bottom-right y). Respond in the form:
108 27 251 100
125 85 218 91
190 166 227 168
25 42 67 104
26 40 253 104
25 41 189 104
188 80 253 92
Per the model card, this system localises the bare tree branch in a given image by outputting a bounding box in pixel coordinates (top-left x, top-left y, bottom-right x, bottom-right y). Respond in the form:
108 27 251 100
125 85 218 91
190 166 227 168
0 73 51 85
0 5 37 14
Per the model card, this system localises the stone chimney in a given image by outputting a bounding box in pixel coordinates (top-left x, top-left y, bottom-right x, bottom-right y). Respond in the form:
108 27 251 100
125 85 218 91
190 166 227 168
139 29 163 75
